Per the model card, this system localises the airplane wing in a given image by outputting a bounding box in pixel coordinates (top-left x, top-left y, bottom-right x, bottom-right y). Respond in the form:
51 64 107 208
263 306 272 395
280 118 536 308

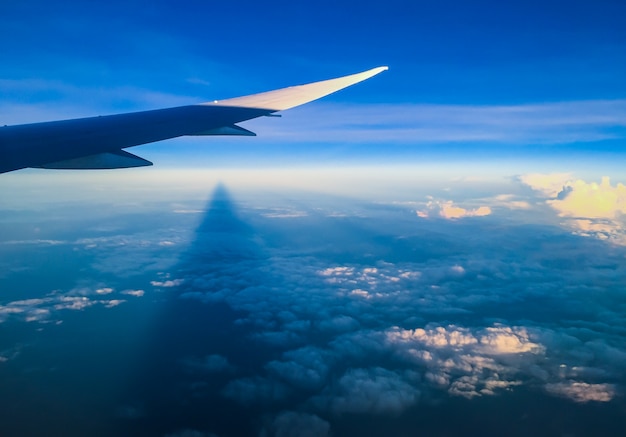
0 66 387 174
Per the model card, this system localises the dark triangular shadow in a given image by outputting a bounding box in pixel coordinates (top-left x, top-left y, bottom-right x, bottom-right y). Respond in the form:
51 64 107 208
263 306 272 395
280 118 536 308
194 183 250 234
116 184 270 436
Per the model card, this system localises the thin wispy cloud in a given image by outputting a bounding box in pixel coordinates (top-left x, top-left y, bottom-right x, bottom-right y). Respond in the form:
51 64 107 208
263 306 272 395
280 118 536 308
242 100 626 145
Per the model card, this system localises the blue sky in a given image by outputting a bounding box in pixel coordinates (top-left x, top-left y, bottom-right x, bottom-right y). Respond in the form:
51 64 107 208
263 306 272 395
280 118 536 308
1 0 625 171
2 0 624 102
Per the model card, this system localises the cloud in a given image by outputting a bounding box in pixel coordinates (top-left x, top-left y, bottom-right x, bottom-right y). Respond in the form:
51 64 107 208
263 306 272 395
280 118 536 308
520 173 626 244
31 186 618 434
266 347 332 390
313 367 420 415
416 199 492 219
268 411 330 437
122 289 145 297
380 324 543 399
241 100 626 145
0 288 127 323
490 194 532 210
519 173 574 197
151 279 184 287
545 381 616 403
548 177 626 220
261 208 308 219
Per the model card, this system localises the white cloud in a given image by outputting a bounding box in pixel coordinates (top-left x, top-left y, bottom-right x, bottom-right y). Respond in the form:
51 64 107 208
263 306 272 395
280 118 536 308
416 200 492 219
545 381 616 403
480 326 543 354
0 288 128 323
151 279 184 287
490 194 532 210
122 289 145 297
103 299 125 308
547 177 626 220
519 173 573 197
520 173 626 244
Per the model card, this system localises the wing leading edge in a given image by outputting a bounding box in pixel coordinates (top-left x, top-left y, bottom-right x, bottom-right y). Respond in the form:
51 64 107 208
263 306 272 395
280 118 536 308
0 66 388 174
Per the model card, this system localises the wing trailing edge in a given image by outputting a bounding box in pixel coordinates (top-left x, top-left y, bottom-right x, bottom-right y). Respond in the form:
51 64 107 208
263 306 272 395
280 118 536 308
191 124 256 136
35 150 153 170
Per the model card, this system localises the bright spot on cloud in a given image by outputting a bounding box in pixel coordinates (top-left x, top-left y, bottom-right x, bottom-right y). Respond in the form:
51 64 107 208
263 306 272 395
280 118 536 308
417 200 492 219
151 279 184 287
547 177 626 220
519 173 573 197
521 173 626 244
122 289 145 297
492 194 532 210
545 381 616 403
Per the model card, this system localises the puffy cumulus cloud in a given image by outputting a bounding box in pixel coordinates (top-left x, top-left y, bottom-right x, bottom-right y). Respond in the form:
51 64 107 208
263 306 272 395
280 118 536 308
266 347 333 390
151 278 184 287
167 195 626 431
312 367 420 416
480 326 544 354
180 248 625 406
380 325 541 399
545 381 616 403
82 230 189 277
548 177 626 220
387 325 478 349
0 299 50 323
416 199 492 219
520 173 626 244
122 289 145 297
0 288 126 323
519 173 573 197
266 411 330 437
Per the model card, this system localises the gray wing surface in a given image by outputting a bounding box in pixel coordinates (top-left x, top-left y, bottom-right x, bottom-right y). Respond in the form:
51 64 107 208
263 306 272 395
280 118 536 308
0 66 387 174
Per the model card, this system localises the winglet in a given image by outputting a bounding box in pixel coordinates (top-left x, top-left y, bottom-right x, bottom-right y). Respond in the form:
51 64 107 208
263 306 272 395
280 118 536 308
203 66 388 111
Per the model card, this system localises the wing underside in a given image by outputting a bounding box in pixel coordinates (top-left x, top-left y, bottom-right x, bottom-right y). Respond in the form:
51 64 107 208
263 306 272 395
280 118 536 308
35 150 153 170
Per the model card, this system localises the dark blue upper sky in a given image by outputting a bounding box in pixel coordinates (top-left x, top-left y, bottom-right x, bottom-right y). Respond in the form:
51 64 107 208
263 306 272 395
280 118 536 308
2 0 624 103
